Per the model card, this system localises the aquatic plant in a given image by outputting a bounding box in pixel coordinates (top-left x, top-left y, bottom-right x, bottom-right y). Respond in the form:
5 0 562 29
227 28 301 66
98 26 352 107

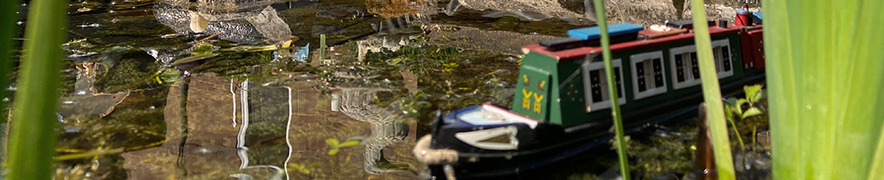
8 0 67 179
591 0 630 179
723 85 766 149
688 0 736 179
764 0 884 179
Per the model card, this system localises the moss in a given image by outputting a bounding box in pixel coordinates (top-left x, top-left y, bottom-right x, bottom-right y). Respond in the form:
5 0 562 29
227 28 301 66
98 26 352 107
94 54 161 93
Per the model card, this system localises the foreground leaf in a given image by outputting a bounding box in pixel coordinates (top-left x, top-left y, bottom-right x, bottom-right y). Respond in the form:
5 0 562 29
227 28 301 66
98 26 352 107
765 0 884 179
8 0 67 179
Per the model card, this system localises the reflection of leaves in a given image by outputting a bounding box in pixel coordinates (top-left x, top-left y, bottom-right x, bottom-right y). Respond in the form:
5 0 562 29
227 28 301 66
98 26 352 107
326 138 361 155
339 140 360 147
325 138 339 147
289 163 311 175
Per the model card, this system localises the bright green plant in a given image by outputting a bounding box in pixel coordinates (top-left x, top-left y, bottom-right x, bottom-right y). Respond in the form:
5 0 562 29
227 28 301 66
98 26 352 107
325 138 360 155
689 0 735 179
764 0 884 179
723 84 767 149
592 0 629 179
725 85 765 120
8 0 67 179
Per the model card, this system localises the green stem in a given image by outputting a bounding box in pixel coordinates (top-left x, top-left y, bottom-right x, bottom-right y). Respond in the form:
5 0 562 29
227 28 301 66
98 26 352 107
592 0 629 179
727 117 744 150
8 0 67 179
689 0 735 179
319 34 326 64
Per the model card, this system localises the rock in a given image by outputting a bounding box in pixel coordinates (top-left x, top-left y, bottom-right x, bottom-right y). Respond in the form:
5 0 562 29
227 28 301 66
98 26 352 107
604 0 679 26
422 24 558 55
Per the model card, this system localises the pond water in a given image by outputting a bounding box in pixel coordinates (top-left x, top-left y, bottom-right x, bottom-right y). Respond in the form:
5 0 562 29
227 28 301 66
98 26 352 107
5 0 769 179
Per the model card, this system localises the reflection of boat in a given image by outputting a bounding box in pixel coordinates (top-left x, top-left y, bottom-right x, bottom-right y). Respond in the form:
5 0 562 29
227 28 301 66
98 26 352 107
232 79 292 180
414 9 766 179
331 87 412 174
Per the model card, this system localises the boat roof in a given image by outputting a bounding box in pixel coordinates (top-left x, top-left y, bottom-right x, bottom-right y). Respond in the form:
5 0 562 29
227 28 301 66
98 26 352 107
567 23 644 40
524 23 746 62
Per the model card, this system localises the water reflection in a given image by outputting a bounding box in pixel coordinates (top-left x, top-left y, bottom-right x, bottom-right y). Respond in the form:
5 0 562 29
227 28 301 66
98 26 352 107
154 0 293 44
331 87 412 174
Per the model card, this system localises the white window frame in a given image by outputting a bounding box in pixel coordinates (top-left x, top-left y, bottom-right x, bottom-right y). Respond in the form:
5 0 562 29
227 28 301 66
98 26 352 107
669 45 701 89
712 39 734 78
630 51 667 100
582 59 626 112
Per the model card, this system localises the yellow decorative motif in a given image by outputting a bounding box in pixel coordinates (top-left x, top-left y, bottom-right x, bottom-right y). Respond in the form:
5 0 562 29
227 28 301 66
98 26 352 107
523 74 529 83
533 93 544 114
538 80 546 90
521 89 532 110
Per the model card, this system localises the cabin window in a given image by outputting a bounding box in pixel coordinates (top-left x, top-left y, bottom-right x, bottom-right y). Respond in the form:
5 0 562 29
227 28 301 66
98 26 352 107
582 59 626 112
631 51 667 99
669 45 702 89
712 39 734 78
669 39 734 89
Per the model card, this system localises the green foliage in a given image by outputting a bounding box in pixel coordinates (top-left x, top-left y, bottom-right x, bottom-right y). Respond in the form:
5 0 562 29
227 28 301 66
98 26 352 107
289 163 312 175
440 63 459 73
763 0 884 179
8 0 67 179
325 138 361 156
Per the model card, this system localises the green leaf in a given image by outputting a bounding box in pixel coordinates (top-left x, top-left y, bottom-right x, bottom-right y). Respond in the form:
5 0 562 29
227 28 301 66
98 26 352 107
325 138 339 147
725 97 738 107
338 140 361 147
390 58 402 65
740 108 762 119
734 99 748 115
689 0 735 179
8 0 67 179
765 0 884 179
328 148 339 156
743 85 763 103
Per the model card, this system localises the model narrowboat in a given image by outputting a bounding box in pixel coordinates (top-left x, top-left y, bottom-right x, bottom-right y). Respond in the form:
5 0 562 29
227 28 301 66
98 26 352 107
413 9 765 179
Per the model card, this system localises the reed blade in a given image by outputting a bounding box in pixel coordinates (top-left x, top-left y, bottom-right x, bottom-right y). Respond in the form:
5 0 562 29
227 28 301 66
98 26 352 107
764 0 884 179
592 0 629 179
8 0 67 179
689 0 735 179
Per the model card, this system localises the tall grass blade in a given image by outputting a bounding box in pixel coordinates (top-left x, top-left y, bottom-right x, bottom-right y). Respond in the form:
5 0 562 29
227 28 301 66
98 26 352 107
764 0 884 179
8 0 67 179
592 0 629 179
689 0 735 179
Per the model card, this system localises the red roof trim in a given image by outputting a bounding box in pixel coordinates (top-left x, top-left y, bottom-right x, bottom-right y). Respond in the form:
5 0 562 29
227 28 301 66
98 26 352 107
525 27 742 62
